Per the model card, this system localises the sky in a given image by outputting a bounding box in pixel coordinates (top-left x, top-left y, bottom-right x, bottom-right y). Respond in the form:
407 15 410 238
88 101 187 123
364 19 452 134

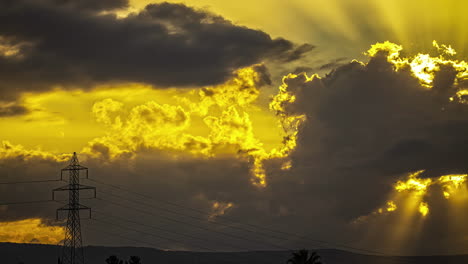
2 0 468 256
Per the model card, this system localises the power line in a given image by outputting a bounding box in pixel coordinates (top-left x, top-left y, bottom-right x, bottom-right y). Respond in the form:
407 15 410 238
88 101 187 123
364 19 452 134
93 195 288 251
0 179 414 263
85 220 260 264
0 199 58 206
87 212 286 264
85 220 413 264
95 190 404 264
92 217 215 252
97 187 291 244
90 179 425 262
0 179 61 185
90 181 306 249
88 178 386 256
84 223 166 250
91 188 416 264
0 174 413 261
87 215 412 264
0 197 94 207
92 209 247 252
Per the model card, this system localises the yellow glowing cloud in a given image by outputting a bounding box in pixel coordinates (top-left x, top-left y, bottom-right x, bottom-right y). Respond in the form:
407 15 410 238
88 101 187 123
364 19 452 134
366 41 403 61
0 141 69 162
92 99 124 126
185 66 263 115
395 170 431 195
269 73 309 153
367 41 468 90
438 174 467 199
394 172 468 200
454 89 468 104
373 172 468 219
281 160 292 170
0 218 64 245
209 201 234 220
0 36 23 58
0 64 300 187
432 40 457 56
418 202 429 217
386 201 397 212
81 66 303 187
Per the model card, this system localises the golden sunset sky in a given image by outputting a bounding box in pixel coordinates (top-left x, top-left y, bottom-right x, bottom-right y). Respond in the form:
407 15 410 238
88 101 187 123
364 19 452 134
2 0 468 256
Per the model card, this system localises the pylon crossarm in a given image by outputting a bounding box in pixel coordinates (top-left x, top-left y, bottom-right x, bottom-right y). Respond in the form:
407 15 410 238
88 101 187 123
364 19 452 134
80 185 97 198
52 185 95 200
57 204 91 211
54 184 96 192
61 165 88 171
77 185 96 198
57 204 70 211
56 204 70 220
61 167 88 181
76 184 95 190
53 185 70 191
56 205 92 220
53 185 71 200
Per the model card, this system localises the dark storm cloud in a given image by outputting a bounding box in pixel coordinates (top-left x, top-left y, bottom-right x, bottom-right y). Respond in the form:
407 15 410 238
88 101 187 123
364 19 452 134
256 50 468 253
0 151 284 250
5 0 129 11
0 104 28 117
0 1 312 100
317 57 348 71
297 56 468 177
292 57 347 75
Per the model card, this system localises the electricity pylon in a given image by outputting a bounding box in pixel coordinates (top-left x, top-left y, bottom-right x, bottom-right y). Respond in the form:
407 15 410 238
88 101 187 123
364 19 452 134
53 152 96 264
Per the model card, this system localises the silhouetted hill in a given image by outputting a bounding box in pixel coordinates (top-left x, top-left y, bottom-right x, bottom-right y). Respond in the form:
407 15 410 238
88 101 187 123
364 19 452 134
2 242 468 264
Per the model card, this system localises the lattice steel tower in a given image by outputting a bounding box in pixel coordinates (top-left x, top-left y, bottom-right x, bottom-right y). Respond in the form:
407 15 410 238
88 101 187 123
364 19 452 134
53 152 96 264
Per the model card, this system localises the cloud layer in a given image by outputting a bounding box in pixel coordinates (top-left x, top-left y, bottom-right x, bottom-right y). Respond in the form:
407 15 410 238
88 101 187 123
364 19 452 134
0 0 312 100
272 42 468 254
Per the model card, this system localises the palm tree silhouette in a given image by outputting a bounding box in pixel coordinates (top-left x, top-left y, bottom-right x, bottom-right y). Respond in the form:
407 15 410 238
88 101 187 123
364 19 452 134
106 255 123 264
287 249 322 264
127 256 141 264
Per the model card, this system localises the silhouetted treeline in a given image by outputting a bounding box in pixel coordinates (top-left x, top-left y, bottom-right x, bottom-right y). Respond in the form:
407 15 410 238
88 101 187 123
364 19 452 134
102 251 321 264
106 255 141 264
288 249 322 264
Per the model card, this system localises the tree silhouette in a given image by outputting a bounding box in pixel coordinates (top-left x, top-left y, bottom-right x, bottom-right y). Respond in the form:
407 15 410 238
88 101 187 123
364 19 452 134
127 256 141 264
105 255 142 264
106 255 124 264
287 249 322 264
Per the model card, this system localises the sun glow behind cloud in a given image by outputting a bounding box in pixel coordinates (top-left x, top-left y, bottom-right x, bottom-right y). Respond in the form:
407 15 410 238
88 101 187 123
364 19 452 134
126 0 468 62
354 171 468 253
328 40 468 253
363 39 468 221
367 41 468 89
365 171 468 220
